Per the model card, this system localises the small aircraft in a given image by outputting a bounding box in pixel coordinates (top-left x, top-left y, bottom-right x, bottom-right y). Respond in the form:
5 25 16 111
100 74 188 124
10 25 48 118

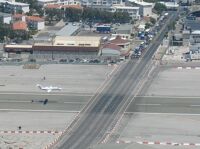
36 84 62 92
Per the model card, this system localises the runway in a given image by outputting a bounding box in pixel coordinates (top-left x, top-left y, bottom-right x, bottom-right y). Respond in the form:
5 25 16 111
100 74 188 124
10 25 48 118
0 93 90 112
126 96 200 114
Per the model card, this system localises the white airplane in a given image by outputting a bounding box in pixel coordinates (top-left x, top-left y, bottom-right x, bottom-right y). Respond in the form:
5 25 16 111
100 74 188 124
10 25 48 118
36 84 62 92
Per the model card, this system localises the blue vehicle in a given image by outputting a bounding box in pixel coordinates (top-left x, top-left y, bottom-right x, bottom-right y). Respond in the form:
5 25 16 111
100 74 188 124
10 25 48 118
96 25 111 33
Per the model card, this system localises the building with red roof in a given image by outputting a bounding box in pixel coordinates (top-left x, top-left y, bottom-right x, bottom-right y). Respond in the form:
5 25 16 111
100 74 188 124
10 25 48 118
12 13 26 22
26 16 45 30
109 36 131 50
12 21 27 31
45 4 82 10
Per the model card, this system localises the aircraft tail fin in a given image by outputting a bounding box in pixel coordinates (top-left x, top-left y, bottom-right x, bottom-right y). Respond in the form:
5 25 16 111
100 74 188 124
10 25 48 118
36 84 42 89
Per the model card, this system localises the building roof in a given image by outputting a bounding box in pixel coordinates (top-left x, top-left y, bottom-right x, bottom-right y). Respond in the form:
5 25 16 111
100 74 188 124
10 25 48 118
13 13 25 18
159 2 179 8
192 30 200 34
0 0 29 6
12 21 27 30
110 36 130 44
26 16 44 22
45 4 83 9
128 0 153 6
61 4 83 9
185 19 200 31
46 4 61 9
55 23 80 36
37 0 57 2
53 36 101 47
0 12 11 17
112 5 139 10
102 43 122 51
4 44 32 52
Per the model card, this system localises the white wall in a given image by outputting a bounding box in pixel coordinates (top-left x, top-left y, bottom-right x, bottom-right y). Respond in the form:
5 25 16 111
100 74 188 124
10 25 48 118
143 6 152 16
3 16 12 24
21 6 30 13
37 21 45 30
101 48 121 56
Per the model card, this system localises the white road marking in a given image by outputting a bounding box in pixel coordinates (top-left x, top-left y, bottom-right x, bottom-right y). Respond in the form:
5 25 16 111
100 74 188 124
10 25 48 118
0 92 93 96
177 67 182 69
136 96 200 99
136 103 161 106
195 67 200 70
0 109 80 113
0 100 86 104
63 102 85 104
126 112 200 116
186 67 191 69
0 100 30 103
190 105 200 107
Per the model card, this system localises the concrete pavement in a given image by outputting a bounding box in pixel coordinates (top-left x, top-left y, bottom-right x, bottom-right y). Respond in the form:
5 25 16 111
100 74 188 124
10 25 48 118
126 96 200 114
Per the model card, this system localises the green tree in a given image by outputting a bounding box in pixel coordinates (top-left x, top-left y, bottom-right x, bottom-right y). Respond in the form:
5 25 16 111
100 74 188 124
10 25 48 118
45 8 56 24
153 3 167 15
65 8 82 22
145 22 152 29
150 17 156 25
113 11 131 23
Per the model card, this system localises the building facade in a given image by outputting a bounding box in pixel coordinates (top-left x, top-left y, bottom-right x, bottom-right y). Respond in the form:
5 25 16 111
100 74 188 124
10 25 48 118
0 12 11 24
37 0 79 6
129 0 153 17
110 5 140 20
26 16 45 30
0 0 29 13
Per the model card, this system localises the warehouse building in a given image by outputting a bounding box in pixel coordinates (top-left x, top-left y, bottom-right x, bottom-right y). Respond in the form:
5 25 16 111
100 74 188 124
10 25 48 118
31 36 101 60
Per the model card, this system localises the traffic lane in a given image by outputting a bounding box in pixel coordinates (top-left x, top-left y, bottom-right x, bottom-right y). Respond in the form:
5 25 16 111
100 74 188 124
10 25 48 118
55 60 139 148
126 96 200 114
0 93 91 103
0 101 86 111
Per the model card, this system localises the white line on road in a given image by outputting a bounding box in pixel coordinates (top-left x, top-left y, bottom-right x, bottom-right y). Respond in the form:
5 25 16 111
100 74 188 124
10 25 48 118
0 100 30 103
190 105 200 107
0 92 93 96
0 100 86 104
126 112 200 116
136 103 161 106
63 102 85 104
136 96 200 99
0 109 80 113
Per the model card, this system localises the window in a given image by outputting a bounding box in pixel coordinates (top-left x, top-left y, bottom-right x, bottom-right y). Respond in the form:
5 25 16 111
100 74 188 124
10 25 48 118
67 43 74 46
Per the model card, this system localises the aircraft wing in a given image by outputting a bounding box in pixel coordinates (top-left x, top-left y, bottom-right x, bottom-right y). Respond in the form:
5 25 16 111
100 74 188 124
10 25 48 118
47 89 52 93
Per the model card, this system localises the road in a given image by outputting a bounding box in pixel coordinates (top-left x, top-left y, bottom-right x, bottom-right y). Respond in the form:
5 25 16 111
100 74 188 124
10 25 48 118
54 12 179 149
127 96 200 114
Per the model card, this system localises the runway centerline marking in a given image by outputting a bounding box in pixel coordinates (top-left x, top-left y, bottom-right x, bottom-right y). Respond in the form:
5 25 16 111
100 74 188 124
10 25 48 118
136 104 161 106
125 112 200 116
0 92 93 96
135 96 200 99
190 105 200 107
0 109 80 113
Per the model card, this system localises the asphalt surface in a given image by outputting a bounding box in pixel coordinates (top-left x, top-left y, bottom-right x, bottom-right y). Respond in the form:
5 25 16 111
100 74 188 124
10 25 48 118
127 96 200 114
0 93 89 112
54 12 179 149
